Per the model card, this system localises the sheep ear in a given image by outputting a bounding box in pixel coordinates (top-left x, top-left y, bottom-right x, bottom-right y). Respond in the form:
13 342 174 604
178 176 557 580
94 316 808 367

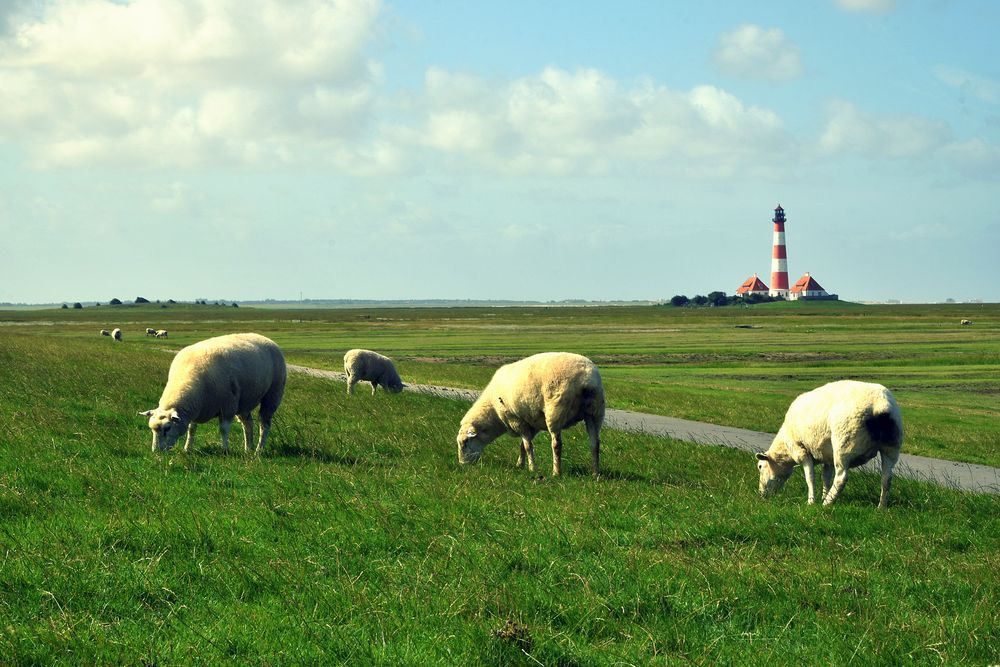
169 411 182 423
140 409 155 418
755 452 770 462
466 426 477 438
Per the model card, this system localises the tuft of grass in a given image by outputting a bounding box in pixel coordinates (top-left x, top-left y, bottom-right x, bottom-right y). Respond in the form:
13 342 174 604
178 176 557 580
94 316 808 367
0 331 997 664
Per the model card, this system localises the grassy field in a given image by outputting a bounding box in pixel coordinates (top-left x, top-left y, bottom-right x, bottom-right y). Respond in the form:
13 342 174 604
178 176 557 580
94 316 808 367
5 300 998 466
0 327 998 664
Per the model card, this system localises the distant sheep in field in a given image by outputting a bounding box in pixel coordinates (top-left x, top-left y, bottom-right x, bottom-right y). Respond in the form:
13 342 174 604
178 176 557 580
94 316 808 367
961 319 972 325
112 328 122 342
755 380 903 508
146 328 157 336
343 349 404 395
140 333 286 454
100 329 110 337
154 329 168 338
457 352 605 477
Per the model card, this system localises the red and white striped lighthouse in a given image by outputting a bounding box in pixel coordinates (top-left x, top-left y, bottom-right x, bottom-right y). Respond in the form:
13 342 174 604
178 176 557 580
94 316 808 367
769 205 789 298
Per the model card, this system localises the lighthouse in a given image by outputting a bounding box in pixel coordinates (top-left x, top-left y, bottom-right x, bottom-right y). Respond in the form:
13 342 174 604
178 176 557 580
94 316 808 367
769 205 789 298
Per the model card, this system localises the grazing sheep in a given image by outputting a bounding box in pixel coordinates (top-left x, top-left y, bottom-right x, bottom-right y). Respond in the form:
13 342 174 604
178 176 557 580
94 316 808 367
154 329 168 338
457 352 605 476
146 328 157 336
755 380 903 508
961 319 972 325
140 333 286 454
100 329 110 337
112 328 122 342
343 348 404 395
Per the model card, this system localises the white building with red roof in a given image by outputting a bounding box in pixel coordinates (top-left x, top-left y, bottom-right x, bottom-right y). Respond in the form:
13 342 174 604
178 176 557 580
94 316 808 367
736 274 769 297
789 273 838 301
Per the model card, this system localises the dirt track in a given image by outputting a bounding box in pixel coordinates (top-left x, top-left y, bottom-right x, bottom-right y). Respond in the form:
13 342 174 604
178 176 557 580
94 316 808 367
289 364 1000 495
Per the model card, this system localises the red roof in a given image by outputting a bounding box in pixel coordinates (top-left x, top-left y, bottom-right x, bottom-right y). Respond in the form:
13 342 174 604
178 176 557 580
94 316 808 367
790 273 826 293
736 274 769 294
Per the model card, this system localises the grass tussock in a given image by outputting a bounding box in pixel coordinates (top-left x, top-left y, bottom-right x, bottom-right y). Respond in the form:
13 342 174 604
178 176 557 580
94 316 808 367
0 331 998 664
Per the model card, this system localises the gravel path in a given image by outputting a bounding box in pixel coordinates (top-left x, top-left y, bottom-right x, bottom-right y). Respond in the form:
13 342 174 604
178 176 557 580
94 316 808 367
289 364 1000 495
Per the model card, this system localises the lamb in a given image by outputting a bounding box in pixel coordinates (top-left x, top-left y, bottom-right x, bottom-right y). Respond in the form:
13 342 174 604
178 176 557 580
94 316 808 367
112 328 122 342
146 328 157 336
456 352 605 476
755 380 903 508
100 329 110 337
343 349 404 395
154 329 168 338
140 333 286 454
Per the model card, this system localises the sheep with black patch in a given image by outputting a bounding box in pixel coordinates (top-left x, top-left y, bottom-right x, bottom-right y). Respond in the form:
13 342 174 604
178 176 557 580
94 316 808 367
140 333 286 454
457 352 605 476
755 380 903 508
112 328 122 342
154 329 168 338
100 329 110 337
146 328 157 336
343 349 404 395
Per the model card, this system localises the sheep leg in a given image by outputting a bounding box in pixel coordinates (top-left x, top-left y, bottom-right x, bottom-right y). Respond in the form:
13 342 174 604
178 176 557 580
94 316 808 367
346 375 355 395
802 454 817 504
257 419 272 454
370 381 378 396
184 423 197 453
585 415 601 476
237 412 254 452
822 464 834 497
516 437 536 472
823 464 849 506
878 448 900 509
218 418 233 454
550 431 563 476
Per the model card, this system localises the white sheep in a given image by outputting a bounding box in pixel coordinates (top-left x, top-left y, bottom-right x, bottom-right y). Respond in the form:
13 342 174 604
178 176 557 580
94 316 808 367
140 333 286 454
961 319 972 325
755 380 903 508
343 348 404 395
100 329 110 337
457 352 605 476
154 329 168 338
112 328 122 342
146 328 157 336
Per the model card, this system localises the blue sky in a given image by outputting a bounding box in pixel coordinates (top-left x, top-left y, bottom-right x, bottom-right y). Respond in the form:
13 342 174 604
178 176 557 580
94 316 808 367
1 0 997 304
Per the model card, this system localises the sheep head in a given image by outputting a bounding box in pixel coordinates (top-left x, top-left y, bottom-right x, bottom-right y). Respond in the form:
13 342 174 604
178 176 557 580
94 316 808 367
140 408 188 452
457 424 486 464
756 452 794 497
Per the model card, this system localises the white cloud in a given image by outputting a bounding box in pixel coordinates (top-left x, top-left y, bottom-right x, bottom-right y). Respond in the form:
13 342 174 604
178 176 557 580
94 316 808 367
150 182 192 213
0 0 384 168
934 65 1000 105
941 139 1000 178
400 67 792 178
818 100 951 158
834 0 895 13
714 24 803 81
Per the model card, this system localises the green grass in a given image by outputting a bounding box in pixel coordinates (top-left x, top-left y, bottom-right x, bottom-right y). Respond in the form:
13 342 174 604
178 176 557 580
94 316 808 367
4 301 1000 467
0 328 998 664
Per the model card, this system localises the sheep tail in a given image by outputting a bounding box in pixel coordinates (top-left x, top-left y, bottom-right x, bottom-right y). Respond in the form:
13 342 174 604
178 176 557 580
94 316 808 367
579 382 605 419
864 396 901 446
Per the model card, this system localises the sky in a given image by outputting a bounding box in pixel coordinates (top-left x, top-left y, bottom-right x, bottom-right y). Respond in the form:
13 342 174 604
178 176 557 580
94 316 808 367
1 0 998 304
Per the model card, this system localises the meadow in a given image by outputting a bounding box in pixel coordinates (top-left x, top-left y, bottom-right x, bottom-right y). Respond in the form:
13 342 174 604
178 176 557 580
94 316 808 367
0 302 998 664
8 300 999 465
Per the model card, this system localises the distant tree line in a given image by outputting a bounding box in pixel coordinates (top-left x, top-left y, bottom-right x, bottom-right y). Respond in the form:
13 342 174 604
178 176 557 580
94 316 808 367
60 297 237 308
667 292 783 307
